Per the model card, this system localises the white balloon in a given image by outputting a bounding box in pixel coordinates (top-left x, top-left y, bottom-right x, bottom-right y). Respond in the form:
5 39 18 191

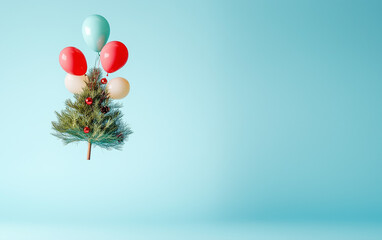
106 77 130 99
64 74 89 94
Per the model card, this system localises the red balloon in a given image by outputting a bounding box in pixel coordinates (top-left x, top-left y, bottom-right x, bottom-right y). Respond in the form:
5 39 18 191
59 47 87 76
100 41 128 74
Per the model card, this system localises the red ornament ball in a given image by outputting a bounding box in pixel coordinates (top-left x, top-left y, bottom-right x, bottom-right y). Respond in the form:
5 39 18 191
101 78 107 84
83 127 90 133
85 97 93 105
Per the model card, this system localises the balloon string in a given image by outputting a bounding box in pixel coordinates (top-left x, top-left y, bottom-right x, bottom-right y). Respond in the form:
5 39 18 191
94 54 98 68
95 52 101 69
93 53 102 82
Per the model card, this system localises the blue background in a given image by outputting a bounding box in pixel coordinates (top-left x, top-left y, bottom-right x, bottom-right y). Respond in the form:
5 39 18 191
0 0 381 239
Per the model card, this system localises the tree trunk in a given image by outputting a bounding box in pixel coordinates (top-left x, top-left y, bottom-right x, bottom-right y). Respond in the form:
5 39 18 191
87 141 91 160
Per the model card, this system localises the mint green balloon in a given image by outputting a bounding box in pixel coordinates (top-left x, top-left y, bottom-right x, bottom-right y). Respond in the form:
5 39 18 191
82 14 110 52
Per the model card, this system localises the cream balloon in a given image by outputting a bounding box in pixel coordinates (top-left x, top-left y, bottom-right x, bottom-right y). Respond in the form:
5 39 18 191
64 74 89 94
106 77 130 99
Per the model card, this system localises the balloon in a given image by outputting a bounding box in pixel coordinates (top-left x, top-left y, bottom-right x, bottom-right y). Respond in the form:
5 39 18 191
64 74 89 94
82 14 110 52
59 47 87 76
106 77 130 99
100 41 128 74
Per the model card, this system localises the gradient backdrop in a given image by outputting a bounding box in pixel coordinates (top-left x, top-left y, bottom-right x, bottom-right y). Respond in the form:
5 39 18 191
0 0 381 239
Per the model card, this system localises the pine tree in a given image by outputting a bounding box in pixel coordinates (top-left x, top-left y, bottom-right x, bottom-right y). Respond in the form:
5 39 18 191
52 67 132 160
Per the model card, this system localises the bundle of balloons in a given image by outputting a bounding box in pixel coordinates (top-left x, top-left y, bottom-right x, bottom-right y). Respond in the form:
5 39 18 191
59 14 130 99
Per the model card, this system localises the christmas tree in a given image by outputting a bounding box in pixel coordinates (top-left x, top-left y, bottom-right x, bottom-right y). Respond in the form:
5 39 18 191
52 67 132 160
52 14 132 160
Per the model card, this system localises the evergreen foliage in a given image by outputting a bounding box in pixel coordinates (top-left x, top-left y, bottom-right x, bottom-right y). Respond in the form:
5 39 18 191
52 67 132 151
